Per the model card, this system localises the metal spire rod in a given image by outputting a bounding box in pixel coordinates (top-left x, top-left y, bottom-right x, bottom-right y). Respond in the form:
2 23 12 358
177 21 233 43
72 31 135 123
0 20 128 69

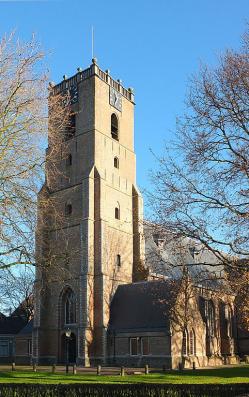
92 26 94 59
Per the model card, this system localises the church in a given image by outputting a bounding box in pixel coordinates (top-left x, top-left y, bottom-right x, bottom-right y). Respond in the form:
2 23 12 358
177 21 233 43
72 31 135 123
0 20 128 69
1 58 248 368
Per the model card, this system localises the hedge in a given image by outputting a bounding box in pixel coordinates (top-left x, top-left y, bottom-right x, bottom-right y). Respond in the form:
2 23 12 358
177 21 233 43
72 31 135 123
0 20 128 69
0 383 249 397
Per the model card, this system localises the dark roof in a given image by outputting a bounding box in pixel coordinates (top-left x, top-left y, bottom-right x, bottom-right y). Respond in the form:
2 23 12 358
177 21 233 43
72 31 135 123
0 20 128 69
17 319 33 336
0 315 27 335
0 313 6 320
109 280 178 332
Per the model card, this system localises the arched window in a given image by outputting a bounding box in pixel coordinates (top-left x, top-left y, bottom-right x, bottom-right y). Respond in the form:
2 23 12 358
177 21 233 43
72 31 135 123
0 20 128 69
65 202 72 216
116 254 121 267
111 113 119 140
115 203 120 220
189 329 196 355
64 290 76 324
225 305 233 337
114 156 119 168
182 329 188 356
206 300 215 337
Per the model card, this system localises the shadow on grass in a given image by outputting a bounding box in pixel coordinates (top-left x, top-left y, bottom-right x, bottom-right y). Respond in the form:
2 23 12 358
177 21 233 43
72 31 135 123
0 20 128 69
172 366 249 379
0 372 140 384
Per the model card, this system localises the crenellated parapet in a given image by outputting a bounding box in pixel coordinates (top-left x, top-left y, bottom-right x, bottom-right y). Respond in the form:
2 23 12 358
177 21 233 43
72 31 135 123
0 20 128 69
50 58 135 103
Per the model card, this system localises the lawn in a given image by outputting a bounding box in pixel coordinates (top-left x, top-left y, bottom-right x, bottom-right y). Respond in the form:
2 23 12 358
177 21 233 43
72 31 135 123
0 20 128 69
0 366 249 384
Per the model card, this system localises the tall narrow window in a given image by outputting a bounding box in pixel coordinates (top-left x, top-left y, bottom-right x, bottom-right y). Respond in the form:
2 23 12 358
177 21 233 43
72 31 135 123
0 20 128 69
115 203 120 219
65 290 76 324
111 113 119 140
182 329 188 356
225 305 233 337
189 329 196 355
130 338 140 356
207 300 215 337
116 254 121 267
114 156 119 168
141 337 149 355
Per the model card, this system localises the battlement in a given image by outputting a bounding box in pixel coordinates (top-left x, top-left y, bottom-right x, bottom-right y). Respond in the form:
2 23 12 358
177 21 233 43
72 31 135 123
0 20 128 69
51 58 135 103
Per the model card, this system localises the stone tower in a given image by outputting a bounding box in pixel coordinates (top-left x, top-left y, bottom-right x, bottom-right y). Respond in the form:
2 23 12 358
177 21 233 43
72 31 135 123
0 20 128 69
33 59 144 365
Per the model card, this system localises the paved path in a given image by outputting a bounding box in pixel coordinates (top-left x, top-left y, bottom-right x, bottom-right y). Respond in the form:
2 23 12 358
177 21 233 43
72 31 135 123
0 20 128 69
0 365 149 375
0 363 247 375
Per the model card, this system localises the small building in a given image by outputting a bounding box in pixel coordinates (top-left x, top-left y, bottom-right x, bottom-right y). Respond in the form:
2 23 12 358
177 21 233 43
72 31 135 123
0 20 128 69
0 312 26 363
15 320 33 364
108 278 238 369
108 281 175 368
108 280 207 369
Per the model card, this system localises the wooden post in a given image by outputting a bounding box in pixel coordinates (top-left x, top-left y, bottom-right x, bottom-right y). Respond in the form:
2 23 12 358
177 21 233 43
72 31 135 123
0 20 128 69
33 364 37 372
120 366 125 376
97 365 101 375
145 364 149 375
11 362 15 371
52 364 56 373
73 364 77 374
192 362 196 370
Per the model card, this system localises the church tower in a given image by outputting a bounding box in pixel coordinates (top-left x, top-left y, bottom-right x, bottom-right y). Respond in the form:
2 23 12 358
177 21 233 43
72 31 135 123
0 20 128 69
33 59 144 365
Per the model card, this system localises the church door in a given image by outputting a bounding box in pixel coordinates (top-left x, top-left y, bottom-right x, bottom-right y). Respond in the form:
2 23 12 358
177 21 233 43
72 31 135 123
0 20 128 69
61 333 77 364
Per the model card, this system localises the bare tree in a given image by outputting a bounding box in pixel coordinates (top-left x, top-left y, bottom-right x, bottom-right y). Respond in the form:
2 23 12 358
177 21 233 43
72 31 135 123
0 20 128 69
0 266 34 321
0 32 70 271
149 29 249 328
225 261 249 330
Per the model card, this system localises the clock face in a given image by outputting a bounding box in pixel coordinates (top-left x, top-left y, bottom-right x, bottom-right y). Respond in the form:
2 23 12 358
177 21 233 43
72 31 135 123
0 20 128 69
110 87 122 112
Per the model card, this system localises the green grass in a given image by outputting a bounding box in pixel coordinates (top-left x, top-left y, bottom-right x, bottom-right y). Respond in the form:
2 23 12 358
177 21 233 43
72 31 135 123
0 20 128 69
0 366 249 384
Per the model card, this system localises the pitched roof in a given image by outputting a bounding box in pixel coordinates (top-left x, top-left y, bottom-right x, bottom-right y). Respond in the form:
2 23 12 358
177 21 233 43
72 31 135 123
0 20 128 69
17 319 33 336
109 280 178 332
0 313 6 320
0 315 26 335
144 225 225 289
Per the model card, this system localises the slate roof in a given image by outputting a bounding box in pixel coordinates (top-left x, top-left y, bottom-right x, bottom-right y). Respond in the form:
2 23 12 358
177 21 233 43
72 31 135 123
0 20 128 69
109 280 177 332
0 315 27 335
0 313 6 320
144 225 225 289
17 319 33 336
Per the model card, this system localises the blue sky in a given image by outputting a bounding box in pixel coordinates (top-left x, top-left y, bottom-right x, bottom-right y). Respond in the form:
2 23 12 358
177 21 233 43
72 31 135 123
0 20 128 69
0 0 248 203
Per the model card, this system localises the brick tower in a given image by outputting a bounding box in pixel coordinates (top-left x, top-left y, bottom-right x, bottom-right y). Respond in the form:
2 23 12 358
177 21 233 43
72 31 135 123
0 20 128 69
33 59 144 365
